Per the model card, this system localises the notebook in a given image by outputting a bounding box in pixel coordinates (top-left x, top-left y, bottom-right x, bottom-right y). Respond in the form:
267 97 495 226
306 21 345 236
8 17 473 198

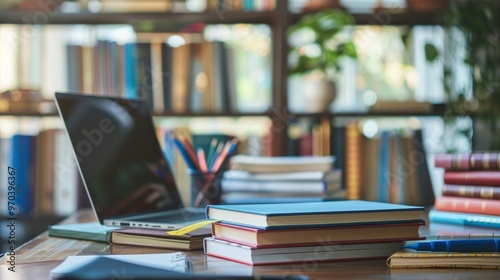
54 92 206 229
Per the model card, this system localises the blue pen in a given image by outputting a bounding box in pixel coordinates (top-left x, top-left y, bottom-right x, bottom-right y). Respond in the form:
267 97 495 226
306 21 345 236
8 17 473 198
173 138 196 169
403 239 500 252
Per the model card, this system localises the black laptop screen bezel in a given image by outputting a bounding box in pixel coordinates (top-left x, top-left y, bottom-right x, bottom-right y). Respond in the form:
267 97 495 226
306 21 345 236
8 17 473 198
54 92 185 223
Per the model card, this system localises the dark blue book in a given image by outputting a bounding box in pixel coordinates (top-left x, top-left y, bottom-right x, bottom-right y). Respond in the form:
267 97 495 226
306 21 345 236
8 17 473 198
161 42 173 111
135 42 153 109
10 134 36 216
206 200 425 229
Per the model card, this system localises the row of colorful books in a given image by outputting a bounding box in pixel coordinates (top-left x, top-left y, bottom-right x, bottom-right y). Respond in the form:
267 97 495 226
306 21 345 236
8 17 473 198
288 118 435 206
0 130 84 217
66 35 272 115
429 152 500 229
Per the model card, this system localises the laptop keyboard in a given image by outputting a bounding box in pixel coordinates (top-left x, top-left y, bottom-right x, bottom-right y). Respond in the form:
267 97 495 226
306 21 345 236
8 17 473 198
136 209 206 223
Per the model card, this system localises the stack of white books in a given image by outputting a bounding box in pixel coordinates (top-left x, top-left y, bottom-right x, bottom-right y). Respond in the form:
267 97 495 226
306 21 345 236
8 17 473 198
221 155 344 204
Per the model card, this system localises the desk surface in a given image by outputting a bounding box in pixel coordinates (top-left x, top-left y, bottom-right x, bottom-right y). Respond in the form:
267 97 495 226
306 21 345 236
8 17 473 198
1 209 500 280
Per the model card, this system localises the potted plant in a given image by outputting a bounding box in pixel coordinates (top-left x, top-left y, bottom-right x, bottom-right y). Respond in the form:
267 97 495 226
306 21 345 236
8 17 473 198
424 0 499 151
288 9 357 112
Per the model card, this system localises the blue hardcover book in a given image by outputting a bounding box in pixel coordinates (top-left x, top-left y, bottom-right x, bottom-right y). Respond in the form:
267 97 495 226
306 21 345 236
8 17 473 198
10 134 36 216
206 200 425 229
429 209 500 229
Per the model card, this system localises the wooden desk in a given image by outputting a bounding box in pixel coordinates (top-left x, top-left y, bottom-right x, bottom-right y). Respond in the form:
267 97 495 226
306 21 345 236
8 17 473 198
1 209 500 280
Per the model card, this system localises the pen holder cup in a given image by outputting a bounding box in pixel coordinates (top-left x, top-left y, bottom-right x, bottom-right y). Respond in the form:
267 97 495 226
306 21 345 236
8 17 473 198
188 170 222 208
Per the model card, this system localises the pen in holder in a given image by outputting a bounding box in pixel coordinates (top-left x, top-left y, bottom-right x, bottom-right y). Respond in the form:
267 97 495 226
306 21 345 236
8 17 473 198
188 169 222 208
173 134 238 208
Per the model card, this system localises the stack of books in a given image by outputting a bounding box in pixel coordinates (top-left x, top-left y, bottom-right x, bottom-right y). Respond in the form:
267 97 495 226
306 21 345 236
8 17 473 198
204 200 425 265
48 222 212 250
387 236 500 269
430 152 500 229
221 155 344 204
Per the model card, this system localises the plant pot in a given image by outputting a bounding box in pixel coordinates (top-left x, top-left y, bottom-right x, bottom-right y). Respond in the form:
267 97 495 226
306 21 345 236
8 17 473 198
301 74 336 113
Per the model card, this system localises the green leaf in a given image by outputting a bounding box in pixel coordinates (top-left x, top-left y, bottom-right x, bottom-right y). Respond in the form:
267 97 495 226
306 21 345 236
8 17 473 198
424 43 439 62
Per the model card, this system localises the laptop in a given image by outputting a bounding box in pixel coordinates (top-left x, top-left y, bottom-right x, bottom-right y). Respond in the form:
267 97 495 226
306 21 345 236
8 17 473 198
54 92 206 229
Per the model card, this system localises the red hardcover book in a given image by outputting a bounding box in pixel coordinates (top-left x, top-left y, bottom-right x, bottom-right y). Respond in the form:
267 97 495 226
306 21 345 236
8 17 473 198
435 153 500 170
442 184 500 200
444 171 500 186
434 196 500 216
211 221 424 248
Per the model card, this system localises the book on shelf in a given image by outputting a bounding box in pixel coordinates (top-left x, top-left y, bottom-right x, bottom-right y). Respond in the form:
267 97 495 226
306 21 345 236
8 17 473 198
434 196 500 216
369 100 433 114
11 134 36 216
98 0 171 13
0 138 11 216
228 155 335 173
441 184 500 200
387 237 500 269
110 227 211 250
345 121 362 199
435 152 500 170
1 129 80 217
347 126 434 206
428 209 500 229
205 200 425 229
204 237 405 266
444 170 500 186
211 221 424 248
52 129 79 216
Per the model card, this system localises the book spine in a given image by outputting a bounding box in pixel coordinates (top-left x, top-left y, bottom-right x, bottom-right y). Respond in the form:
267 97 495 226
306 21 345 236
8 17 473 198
434 196 500 216
435 153 500 170
442 184 500 200
345 121 361 200
444 171 500 186
470 153 500 170
10 135 36 216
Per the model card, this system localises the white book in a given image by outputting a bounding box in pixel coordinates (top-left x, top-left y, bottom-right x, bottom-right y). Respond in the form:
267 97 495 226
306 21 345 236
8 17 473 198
223 169 341 181
221 177 341 193
204 237 403 266
53 130 78 216
0 138 11 216
229 155 335 173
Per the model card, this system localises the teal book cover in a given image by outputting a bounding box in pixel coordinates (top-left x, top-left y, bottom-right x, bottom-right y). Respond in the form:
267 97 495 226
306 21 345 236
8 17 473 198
48 222 119 242
206 200 425 229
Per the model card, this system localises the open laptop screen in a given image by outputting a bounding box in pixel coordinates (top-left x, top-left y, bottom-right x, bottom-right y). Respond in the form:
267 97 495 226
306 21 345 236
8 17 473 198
55 92 183 222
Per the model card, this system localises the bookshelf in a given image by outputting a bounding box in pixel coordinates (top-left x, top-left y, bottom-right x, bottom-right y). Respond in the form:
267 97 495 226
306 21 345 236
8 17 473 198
0 0 455 251
0 1 448 155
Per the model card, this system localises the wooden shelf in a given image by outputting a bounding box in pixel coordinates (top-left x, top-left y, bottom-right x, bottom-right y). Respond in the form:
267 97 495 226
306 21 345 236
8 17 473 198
289 103 446 118
0 9 444 26
0 10 276 25
0 111 272 118
290 10 445 26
